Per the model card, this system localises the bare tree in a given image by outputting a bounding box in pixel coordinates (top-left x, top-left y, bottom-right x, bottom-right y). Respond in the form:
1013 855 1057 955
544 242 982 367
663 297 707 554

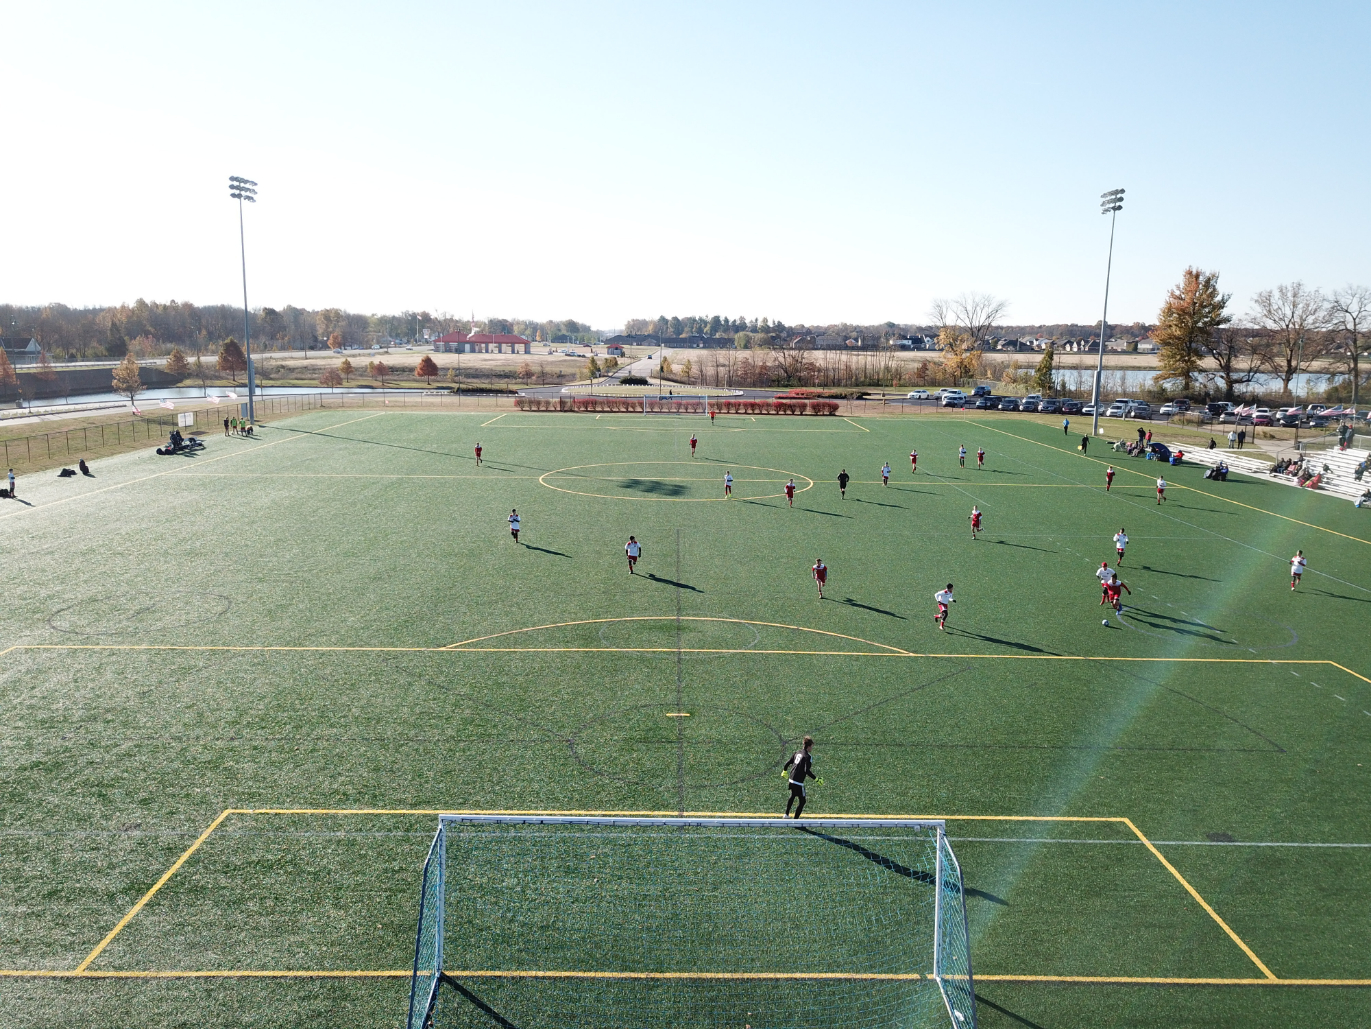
929 292 1008 347
1249 282 1330 399
1202 327 1261 402
1327 284 1371 409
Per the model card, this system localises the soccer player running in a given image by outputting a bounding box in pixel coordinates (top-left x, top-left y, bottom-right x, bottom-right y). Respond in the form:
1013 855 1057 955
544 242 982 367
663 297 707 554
1290 550 1306 590
1102 573 1131 614
724 471 733 498
881 462 891 486
508 508 521 543
474 442 483 466
838 469 850 499
977 447 985 470
785 478 796 507
934 583 955 630
1113 528 1129 565
625 536 641 573
783 736 817 818
1105 465 1115 491
910 448 918 474
812 558 828 599
689 434 697 458
959 445 967 467
1095 560 1114 603
1156 475 1167 504
969 505 982 539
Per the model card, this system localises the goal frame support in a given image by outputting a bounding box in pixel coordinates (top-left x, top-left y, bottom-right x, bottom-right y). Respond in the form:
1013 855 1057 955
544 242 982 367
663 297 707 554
407 814 974 1029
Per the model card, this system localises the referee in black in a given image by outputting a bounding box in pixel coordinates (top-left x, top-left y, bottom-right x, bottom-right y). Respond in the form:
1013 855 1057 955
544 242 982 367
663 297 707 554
783 736 816 818
837 469 850 499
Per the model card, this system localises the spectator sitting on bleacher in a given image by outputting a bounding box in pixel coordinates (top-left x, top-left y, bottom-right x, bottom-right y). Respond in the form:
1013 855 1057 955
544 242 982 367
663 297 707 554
1356 459 1367 482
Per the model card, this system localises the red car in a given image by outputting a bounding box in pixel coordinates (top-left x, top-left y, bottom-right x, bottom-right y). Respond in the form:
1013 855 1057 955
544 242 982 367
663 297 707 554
1253 413 1274 426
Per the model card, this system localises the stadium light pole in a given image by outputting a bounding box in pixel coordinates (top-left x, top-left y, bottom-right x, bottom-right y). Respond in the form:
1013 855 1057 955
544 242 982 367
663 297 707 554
229 175 258 422
1091 188 1125 438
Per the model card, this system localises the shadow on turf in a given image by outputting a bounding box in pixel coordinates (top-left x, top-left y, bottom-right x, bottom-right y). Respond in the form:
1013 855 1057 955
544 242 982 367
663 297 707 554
838 596 905 619
850 497 906 509
1307 587 1371 604
1137 564 1221 582
444 975 520 1028
975 996 1051 1029
619 477 687 497
1121 609 1233 644
799 507 852 518
990 539 1056 553
965 887 1009 906
521 543 572 558
944 628 1054 654
796 826 934 885
646 572 703 592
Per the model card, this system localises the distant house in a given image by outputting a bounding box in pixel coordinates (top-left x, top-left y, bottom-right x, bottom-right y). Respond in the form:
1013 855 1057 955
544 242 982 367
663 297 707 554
605 343 625 357
431 331 531 355
0 337 41 366
603 334 660 347
815 335 844 349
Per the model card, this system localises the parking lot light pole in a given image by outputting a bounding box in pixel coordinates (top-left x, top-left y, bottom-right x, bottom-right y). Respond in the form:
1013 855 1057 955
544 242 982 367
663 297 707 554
229 175 258 422
1092 188 1125 437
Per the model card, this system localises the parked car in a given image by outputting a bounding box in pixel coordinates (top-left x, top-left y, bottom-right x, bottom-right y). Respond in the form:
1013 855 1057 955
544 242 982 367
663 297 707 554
942 391 967 407
1206 402 1234 417
1019 398 1040 412
1253 412 1274 426
1061 399 1083 414
999 397 1021 411
1105 402 1128 418
1159 402 1184 416
1126 402 1153 419
971 385 992 397
906 389 930 400
1306 404 1328 416
1039 397 1062 414
972 395 999 409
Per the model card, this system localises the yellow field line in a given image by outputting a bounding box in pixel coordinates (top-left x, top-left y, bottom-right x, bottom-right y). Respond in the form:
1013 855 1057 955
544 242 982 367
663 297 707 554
1328 662 1371 685
479 412 508 427
967 420 1371 546
441 616 912 655
74 809 233 973
177 473 540 479
1121 817 1276 979
842 417 870 432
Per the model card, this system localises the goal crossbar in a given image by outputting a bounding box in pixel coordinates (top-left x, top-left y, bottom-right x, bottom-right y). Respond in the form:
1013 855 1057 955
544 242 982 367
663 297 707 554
408 815 975 1029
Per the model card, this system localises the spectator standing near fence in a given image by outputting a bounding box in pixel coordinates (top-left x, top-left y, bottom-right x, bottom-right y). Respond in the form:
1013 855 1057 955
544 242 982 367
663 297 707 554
6 468 14 499
1228 430 1237 448
1238 428 1247 449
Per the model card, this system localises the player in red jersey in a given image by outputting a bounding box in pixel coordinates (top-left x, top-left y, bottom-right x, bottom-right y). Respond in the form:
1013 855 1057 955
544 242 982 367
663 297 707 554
689 434 697 457
969 505 982 539
473 442 483 466
709 410 716 424
934 584 955 630
812 558 828 599
910 449 918 473
1105 465 1115 491
785 478 796 507
976 447 985 469
1102 573 1131 614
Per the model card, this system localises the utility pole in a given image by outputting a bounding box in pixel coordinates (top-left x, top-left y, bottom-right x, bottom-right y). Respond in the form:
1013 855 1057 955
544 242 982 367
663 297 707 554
229 176 258 422
1092 189 1125 438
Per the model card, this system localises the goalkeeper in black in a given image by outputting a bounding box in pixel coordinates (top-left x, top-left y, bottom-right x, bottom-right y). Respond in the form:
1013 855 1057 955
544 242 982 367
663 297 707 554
783 736 816 818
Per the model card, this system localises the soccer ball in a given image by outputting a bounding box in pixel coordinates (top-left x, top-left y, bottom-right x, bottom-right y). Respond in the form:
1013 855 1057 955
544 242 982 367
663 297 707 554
1102 619 1109 626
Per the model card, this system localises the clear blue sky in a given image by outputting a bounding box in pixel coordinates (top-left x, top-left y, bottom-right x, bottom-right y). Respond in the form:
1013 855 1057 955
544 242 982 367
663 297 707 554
3 1 1367 330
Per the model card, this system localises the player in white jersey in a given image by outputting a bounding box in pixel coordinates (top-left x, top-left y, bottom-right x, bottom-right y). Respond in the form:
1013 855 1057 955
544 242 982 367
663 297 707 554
1156 476 1167 503
1290 550 1306 590
1113 529 1129 564
934 584 955 630
625 536 642 573
881 462 891 486
724 471 734 497
508 509 521 542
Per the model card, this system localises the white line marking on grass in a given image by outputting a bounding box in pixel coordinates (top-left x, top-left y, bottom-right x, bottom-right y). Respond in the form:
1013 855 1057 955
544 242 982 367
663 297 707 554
1334 695 1346 701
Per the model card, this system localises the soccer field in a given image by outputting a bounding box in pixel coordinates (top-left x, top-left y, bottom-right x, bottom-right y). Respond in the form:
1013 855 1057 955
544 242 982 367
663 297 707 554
1 407 1368 1028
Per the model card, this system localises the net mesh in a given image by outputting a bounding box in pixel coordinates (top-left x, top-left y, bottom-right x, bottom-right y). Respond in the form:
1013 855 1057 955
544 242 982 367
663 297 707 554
406 829 444 1029
935 832 975 1027
409 816 975 1029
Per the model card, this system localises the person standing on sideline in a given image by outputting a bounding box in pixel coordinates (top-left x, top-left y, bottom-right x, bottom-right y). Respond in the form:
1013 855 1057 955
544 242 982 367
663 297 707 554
689 434 697 458
474 442 483 466
1113 528 1129 564
1228 429 1237 449
969 505 982 539
709 409 715 424
837 469 850 499
1145 428 1153 445
881 462 891 486
910 448 918 474
1079 435 1090 454
1156 475 1167 503
624 536 641 573
959 445 967 467
1238 428 1247 450
723 471 734 498
1290 550 1306 590
1063 417 1070 435
6 468 14 499
812 558 827 599
783 736 817 818
785 478 796 507
1105 465 1116 491
934 583 955 630
508 508 521 543
223 416 230 437
977 447 985 470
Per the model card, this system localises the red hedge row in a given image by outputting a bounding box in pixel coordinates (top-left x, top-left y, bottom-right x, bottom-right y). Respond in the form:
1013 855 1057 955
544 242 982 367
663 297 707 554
515 396 839 415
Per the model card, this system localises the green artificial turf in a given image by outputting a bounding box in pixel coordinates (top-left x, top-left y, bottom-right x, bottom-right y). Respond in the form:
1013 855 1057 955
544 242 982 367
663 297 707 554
0 408 1368 1027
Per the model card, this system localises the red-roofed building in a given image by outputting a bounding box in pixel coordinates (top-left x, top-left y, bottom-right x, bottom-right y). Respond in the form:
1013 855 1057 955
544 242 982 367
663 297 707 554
432 331 531 355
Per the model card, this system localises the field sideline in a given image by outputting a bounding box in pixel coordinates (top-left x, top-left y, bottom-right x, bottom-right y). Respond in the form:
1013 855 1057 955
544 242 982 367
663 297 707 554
0 407 1367 1028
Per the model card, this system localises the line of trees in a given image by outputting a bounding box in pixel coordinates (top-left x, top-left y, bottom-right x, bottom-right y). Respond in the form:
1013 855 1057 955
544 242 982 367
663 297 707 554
1153 269 1371 404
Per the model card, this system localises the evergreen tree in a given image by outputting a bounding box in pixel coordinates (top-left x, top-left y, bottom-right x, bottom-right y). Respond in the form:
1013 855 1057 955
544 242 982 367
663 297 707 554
1033 344 1055 393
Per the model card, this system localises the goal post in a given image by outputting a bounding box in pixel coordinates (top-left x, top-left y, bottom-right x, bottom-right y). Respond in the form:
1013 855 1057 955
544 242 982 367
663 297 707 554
407 815 975 1029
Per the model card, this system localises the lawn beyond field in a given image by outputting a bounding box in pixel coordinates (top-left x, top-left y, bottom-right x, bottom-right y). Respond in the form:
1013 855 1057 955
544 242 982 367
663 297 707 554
0 409 1367 1028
